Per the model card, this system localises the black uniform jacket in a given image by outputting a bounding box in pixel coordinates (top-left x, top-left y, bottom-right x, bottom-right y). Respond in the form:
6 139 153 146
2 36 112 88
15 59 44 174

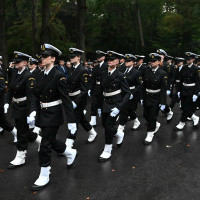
67 64 89 110
142 67 168 106
34 67 76 127
176 64 200 96
125 67 143 97
6 68 36 119
100 69 131 113
0 70 5 108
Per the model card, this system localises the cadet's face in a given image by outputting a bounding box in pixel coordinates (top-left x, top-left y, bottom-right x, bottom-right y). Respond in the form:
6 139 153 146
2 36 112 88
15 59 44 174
186 58 194 65
0 60 2 64
177 62 183 67
97 56 105 62
29 64 37 70
120 59 124 64
150 60 160 67
137 59 143 65
108 58 119 68
66 62 72 68
70 56 80 64
15 61 27 69
41 55 55 67
59 60 65 66
125 60 134 67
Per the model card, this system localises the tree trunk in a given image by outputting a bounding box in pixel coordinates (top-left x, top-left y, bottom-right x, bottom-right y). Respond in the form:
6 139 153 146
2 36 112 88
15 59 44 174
0 0 7 65
32 0 38 56
40 0 50 44
77 0 86 59
137 5 145 48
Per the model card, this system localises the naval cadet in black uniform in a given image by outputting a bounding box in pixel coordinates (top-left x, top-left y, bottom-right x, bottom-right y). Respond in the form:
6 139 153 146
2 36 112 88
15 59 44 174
117 54 143 138
175 52 200 130
65 48 97 150
6 52 41 169
99 51 131 161
31 44 78 191
143 53 168 145
89 50 108 126
118 54 126 73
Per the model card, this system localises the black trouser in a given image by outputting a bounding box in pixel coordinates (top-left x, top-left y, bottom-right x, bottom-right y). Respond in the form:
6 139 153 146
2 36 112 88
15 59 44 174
0 108 13 132
90 95 98 116
169 94 180 109
143 104 160 132
180 95 196 122
119 97 138 126
39 126 66 167
102 112 118 144
15 117 38 150
67 107 92 140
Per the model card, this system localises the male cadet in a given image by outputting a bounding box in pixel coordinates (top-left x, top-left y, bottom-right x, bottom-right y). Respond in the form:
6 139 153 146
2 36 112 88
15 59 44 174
142 53 168 145
65 48 97 149
89 50 108 126
175 52 200 130
0 59 17 142
99 51 130 161
117 54 143 140
135 55 147 77
5 51 41 169
118 54 126 73
169 57 185 110
157 49 174 122
56 56 68 78
31 44 77 191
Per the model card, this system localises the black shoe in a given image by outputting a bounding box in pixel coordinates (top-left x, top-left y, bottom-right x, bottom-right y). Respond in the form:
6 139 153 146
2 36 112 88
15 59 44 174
0 130 5 135
31 183 49 191
143 140 152 145
116 143 123 148
98 157 110 162
8 163 24 169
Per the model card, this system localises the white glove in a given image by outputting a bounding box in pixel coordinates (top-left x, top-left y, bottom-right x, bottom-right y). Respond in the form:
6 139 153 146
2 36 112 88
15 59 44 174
33 126 41 135
129 94 133 100
110 107 120 117
177 92 180 99
98 109 101 117
72 101 77 109
27 111 36 127
68 123 77 134
193 95 198 102
140 99 143 105
160 105 166 111
88 90 91 97
166 90 171 96
83 110 87 115
4 104 9 114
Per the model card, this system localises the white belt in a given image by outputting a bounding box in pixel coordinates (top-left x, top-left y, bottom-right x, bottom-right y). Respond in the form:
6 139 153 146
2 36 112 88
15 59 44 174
176 80 180 83
130 86 136 90
40 100 62 108
146 89 161 93
103 89 121 97
96 81 101 85
68 90 81 97
12 97 27 102
183 83 196 87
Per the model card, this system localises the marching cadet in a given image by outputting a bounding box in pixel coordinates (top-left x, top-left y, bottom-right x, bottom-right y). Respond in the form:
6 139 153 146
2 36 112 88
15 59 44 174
99 51 130 161
143 53 168 145
118 54 126 73
31 44 78 191
175 52 200 130
5 51 41 169
89 50 108 126
135 55 147 77
65 48 97 149
0 62 17 142
169 57 185 110
157 50 175 122
117 54 143 138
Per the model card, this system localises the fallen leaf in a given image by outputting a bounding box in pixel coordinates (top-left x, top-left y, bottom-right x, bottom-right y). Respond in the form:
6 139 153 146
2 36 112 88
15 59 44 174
166 145 172 148
86 198 90 200
187 144 190 147
132 166 136 169
32 192 37 194
112 169 116 172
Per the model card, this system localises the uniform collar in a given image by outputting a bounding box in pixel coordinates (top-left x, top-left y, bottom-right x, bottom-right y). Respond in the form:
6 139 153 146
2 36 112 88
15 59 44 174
30 68 36 73
73 63 80 69
108 68 116 75
18 67 26 74
44 65 54 75
99 61 104 67
151 66 159 72
138 64 142 69
188 63 193 68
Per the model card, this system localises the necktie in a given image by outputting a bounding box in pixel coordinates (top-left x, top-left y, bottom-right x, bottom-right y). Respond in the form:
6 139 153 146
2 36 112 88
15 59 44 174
108 72 111 76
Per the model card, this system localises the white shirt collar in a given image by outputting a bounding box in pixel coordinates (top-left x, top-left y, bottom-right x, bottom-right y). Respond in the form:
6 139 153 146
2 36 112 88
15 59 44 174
30 68 36 73
138 64 142 69
179 65 183 71
18 68 26 74
151 66 159 72
99 61 104 68
188 63 193 68
125 66 133 73
108 68 116 75
44 66 54 75
73 63 80 69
